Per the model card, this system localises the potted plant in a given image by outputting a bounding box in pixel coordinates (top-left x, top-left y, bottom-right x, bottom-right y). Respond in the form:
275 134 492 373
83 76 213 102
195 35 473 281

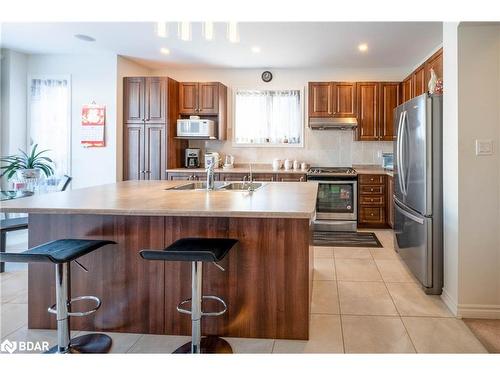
0 144 55 180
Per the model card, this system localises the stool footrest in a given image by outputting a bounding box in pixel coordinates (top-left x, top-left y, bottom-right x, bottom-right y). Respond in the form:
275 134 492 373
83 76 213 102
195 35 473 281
177 295 227 317
48 295 102 317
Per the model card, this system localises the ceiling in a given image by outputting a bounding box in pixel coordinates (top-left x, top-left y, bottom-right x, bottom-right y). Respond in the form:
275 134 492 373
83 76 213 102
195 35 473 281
1 22 442 69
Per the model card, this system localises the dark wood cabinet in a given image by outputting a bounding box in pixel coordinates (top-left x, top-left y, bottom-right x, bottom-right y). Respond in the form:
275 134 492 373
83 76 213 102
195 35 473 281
308 82 332 117
123 77 186 181
387 175 394 228
146 77 167 123
379 82 400 141
144 124 166 180
179 82 219 115
166 172 212 181
424 48 443 86
308 82 356 118
178 82 198 114
402 76 413 103
358 174 388 227
124 124 145 180
356 82 379 141
125 77 167 124
275 173 306 182
198 82 219 114
333 82 357 117
413 65 426 97
124 77 146 124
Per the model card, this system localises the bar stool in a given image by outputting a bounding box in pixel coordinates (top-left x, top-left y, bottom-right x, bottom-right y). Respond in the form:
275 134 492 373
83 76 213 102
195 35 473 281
0 239 116 353
140 237 238 354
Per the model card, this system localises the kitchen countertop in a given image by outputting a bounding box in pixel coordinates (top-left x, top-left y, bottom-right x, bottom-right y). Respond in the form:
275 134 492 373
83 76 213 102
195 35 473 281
353 165 394 177
0 180 318 219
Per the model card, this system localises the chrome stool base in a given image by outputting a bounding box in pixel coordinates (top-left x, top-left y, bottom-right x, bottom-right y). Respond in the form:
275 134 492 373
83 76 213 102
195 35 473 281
173 336 232 354
46 334 112 354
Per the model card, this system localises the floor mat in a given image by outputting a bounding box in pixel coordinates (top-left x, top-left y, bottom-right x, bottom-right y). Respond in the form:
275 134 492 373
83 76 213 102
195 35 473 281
313 231 382 247
463 319 500 353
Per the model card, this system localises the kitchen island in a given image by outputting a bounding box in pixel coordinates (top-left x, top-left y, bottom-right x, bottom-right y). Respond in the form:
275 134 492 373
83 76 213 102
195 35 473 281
1 180 317 340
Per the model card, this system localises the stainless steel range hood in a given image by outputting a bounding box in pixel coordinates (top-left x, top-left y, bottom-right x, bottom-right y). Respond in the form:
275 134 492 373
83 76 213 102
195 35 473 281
309 117 358 130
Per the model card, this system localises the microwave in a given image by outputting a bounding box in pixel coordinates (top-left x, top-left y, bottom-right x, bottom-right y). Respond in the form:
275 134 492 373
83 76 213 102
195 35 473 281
176 119 216 139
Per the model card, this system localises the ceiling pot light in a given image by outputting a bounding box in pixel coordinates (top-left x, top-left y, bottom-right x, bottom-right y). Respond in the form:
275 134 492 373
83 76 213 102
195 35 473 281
160 47 170 55
358 43 368 52
203 22 215 41
178 22 192 41
227 22 239 43
157 22 168 38
74 34 95 42
251 46 261 53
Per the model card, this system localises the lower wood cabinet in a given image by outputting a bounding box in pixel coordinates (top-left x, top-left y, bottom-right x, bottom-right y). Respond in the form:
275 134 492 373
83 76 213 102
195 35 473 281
387 175 394 228
358 174 388 227
166 172 306 182
275 173 306 182
166 172 212 181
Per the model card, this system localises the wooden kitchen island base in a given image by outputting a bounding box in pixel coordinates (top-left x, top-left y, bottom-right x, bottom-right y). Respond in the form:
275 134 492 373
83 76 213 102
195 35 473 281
27 214 313 340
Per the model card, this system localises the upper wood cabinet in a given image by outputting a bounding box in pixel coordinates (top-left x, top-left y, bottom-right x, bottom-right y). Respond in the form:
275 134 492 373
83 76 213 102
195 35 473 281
179 82 220 115
379 82 400 141
308 82 356 118
124 77 167 123
308 82 331 117
413 65 426 98
425 48 443 86
401 76 413 103
124 77 146 123
356 82 379 141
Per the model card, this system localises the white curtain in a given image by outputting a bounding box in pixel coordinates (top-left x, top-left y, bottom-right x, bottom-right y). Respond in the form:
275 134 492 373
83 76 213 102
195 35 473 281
29 77 70 175
234 90 301 145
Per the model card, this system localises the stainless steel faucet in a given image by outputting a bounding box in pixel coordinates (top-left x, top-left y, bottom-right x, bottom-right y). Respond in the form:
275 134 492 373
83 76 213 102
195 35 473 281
206 156 215 190
247 163 255 192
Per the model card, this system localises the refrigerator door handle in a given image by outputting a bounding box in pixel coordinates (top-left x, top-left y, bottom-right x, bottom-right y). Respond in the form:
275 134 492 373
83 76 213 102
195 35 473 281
401 111 408 195
396 111 406 196
394 198 425 224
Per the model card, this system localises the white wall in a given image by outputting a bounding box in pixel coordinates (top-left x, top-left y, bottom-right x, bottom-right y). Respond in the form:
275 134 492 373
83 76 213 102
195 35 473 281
441 23 460 314
0 49 28 156
0 49 28 189
27 54 118 189
151 67 408 166
116 56 151 181
455 23 500 318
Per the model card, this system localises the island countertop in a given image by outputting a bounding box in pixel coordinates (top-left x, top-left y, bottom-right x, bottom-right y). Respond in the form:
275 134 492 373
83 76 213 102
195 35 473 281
0 180 318 219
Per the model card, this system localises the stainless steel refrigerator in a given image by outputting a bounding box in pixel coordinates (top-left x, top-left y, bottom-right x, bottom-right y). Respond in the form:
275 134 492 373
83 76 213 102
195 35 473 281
393 93 443 295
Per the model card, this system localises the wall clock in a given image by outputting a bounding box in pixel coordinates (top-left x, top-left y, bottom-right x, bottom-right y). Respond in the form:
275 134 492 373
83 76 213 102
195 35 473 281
261 71 273 83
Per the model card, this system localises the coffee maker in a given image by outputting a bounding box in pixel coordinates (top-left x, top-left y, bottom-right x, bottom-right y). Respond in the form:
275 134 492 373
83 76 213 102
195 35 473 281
185 148 200 168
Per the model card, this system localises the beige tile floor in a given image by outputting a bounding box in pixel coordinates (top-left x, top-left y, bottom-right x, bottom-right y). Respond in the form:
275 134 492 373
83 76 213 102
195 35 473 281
0 229 487 353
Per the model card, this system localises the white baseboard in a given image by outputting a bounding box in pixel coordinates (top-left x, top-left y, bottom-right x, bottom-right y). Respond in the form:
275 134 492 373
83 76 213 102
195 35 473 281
440 288 458 316
458 304 500 319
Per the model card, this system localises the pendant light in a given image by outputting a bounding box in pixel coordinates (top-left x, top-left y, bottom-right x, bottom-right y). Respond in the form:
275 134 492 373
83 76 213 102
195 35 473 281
203 22 215 41
178 22 192 41
227 22 239 43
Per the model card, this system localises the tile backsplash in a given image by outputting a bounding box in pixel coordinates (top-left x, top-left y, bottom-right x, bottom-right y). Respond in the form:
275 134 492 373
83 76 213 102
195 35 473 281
189 129 393 167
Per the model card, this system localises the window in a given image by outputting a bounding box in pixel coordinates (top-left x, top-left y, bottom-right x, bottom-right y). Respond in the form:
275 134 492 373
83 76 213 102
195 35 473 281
233 89 303 146
28 76 71 176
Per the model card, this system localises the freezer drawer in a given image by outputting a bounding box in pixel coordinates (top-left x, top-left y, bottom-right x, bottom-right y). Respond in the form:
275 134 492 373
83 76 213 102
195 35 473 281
394 201 432 288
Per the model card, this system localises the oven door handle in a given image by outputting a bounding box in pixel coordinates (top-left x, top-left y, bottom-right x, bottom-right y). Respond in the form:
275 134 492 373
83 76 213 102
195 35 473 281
307 179 357 184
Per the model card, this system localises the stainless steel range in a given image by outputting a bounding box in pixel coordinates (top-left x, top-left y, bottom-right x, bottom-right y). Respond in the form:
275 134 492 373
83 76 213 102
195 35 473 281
307 167 358 232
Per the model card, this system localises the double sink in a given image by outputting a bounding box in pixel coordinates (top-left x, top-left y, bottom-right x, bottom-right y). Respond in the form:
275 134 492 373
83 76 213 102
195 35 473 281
166 181 265 192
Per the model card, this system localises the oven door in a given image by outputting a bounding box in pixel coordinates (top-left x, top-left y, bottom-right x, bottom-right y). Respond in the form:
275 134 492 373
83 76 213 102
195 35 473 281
313 180 357 220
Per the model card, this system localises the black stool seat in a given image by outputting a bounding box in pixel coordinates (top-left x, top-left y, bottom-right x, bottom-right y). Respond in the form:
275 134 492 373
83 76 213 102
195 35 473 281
140 237 238 262
0 239 115 264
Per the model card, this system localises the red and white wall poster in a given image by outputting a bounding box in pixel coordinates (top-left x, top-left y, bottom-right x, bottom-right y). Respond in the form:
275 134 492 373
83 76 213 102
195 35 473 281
81 104 106 147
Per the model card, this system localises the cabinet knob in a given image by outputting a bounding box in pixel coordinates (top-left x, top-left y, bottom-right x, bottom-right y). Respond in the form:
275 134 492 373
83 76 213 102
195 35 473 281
370 213 374 216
